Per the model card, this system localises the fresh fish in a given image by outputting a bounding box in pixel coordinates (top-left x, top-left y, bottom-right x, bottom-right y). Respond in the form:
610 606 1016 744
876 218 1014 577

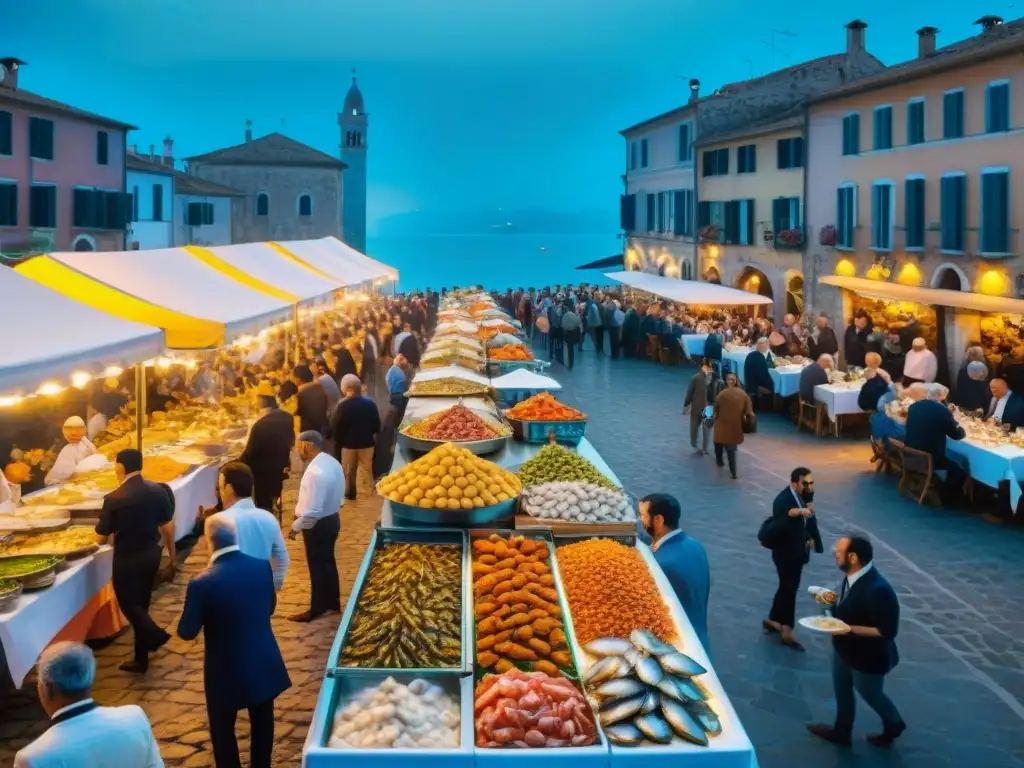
623 647 646 668
630 629 677 656
598 693 646 726
634 654 665 686
675 678 709 702
659 652 707 678
583 637 634 658
584 656 628 686
661 698 709 746
634 712 673 744
640 689 660 714
594 677 646 700
655 676 685 702
603 722 645 746
687 702 722 736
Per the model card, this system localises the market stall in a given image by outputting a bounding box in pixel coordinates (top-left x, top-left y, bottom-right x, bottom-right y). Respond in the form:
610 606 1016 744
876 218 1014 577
605 272 773 308
274 236 399 286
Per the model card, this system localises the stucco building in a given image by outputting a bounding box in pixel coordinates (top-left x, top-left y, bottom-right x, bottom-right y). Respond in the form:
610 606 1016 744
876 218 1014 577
804 15 1024 378
0 57 133 256
619 20 884 304
186 127 345 245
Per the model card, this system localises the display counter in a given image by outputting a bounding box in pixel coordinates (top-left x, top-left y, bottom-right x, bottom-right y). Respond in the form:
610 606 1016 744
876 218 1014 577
0 546 114 687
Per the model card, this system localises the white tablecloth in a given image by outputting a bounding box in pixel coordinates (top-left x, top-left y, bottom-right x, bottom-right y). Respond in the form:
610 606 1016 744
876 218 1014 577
0 546 113 687
770 366 804 398
814 383 865 421
946 439 1024 512
169 461 221 540
678 334 709 360
724 348 754 382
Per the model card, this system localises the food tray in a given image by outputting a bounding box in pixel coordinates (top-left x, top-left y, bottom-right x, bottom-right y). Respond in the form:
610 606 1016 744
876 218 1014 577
0 555 63 583
327 527 471 674
303 670 474 768
388 497 518 528
0 579 23 612
507 417 588 446
397 430 510 457
495 388 556 410
487 360 542 377
514 517 640 537
407 384 493 399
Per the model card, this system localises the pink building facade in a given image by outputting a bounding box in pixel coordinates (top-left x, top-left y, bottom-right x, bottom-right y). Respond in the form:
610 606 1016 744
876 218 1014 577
0 58 134 256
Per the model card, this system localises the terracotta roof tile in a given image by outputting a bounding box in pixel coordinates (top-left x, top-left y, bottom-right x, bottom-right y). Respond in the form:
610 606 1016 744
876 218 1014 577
185 132 346 169
0 87 136 130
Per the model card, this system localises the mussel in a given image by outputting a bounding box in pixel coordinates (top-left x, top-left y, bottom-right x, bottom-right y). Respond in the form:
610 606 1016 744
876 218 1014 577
599 693 646 726
661 698 709 746
585 655 629 685
634 713 673 744
630 629 678 656
604 722 645 746
660 652 707 678
584 637 634 658
595 677 646 700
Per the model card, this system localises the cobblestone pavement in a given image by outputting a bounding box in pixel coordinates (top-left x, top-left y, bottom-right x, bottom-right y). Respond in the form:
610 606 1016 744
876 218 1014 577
5 349 1024 766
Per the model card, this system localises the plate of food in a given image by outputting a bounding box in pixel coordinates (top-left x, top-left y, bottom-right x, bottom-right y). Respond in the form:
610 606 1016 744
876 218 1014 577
807 585 838 605
798 615 850 634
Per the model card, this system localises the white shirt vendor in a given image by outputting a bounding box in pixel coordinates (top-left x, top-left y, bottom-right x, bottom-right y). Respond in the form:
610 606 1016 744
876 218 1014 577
292 451 345 532
212 498 290 590
44 416 97 486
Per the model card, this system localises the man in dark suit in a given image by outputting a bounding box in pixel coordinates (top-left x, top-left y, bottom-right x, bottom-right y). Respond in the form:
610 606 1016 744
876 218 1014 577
808 312 839 359
843 310 880 369
292 364 329 435
95 449 175 674
808 536 905 748
743 337 775 409
640 494 711 652
985 377 1024 429
239 386 295 515
799 353 833 403
762 466 823 651
178 516 291 768
905 385 966 503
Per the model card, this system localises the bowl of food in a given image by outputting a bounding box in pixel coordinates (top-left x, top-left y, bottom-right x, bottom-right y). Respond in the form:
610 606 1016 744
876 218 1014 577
399 405 511 456
504 393 588 446
0 579 23 612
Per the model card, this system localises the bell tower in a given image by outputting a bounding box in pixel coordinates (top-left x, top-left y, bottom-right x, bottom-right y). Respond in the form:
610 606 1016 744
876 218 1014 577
339 70 367 253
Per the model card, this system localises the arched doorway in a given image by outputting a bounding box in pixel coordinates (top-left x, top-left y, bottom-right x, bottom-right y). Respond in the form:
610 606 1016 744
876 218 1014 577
71 235 95 252
931 265 964 386
736 267 773 300
786 274 804 317
935 267 965 291
704 266 721 284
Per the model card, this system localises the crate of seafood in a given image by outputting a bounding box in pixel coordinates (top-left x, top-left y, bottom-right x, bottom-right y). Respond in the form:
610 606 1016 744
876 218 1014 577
303 670 474 768
551 535 757 768
327 527 472 673
468 529 611 767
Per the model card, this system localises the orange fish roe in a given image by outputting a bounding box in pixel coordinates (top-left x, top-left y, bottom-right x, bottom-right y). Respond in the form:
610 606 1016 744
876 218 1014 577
556 538 675 644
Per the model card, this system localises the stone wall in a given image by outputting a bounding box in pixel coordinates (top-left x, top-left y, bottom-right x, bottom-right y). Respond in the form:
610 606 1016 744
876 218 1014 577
189 164 343 244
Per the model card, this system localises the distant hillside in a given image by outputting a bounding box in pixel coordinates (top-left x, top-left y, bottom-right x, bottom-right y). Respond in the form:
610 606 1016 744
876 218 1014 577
377 209 616 236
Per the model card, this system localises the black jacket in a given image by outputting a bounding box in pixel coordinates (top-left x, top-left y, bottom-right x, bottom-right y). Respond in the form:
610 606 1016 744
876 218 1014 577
952 364 990 413
808 327 839 358
857 375 890 412
905 399 965 467
330 395 382 453
239 408 294 493
398 333 422 368
843 324 880 368
95 474 173 557
296 381 329 435
703 333 723 362
832 566 900 675
744 351 775 394
332 347 358 383
770 487 823 565
799 362 828 403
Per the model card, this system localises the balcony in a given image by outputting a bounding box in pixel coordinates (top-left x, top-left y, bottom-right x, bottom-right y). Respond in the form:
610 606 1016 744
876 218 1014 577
773 226 805 251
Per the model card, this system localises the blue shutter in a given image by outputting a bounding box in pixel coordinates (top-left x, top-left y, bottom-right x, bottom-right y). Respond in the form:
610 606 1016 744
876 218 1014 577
641 139 649 168
987 84 1010 133
904 178 924 249
646 193 655 231
772 198 787 233
944 92 964 139
678 124 691 162
907 102 924 145
777 139 788 169
745 199 756 244
0 111 12 155
792 138 804 168
697 201 711 228
982 172 1009 253
619 194 636 231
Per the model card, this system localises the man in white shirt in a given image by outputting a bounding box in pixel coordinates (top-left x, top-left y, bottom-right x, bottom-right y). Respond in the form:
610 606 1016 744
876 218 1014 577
209 462 290 590
288 430 344 622
901 337 937 385
15 642 163 768
44 416 97 486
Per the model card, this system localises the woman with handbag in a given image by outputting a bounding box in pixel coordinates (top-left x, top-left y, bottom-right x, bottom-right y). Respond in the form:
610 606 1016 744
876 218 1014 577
761 466 824 651
683 359 722 455
711 372 753 479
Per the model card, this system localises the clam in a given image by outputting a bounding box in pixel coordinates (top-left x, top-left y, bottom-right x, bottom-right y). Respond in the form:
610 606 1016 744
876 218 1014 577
599 693 646 726
640 689 660 714
630 629 677 656
634 654 664 686
661 698 709 746
594 677 646 700
659 652 707 678
604 722 645 746
634 713 673 744
584 637 634 658
584 655 628 686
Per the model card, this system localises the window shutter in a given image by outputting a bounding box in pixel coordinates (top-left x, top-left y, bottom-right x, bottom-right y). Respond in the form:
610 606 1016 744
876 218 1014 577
204 202 215 225
988 84 1010 133
0 111 11 155
132 186 139 222
792 137 804 168
678 124 690 162
646 194 655 231
152 185 163 221
620 194 636 231
96 131 109 165
777 139 789 169
0 183 16 226
673 191 685 235
744 199 756 244
904 179 921 248
982 172 1009 253
641 139 648 168
772 198 787 233
187 202 202 226
697 201 711 228
73 188 89 228
723 200 739 244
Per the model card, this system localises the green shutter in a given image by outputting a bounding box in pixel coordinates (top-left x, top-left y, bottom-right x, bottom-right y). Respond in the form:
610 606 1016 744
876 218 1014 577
982 172 1009 253
745 199 756 244
0 111 11 155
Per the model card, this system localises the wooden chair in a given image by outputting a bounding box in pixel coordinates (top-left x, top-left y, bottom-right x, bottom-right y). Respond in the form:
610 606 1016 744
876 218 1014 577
895 442 942 505
869 436 890 473
797 395 823 436
886 438 905 476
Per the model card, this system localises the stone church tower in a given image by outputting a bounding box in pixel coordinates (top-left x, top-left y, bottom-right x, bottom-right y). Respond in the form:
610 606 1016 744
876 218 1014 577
338 73 367 253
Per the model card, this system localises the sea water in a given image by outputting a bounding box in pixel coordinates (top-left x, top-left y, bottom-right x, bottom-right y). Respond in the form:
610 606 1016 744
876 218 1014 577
366 232 621 292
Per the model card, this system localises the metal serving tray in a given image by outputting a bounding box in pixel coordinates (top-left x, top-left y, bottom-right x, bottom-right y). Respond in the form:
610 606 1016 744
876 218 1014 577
327 527 471 675
303 670 474 768
388 497 518 529
396 430 510 457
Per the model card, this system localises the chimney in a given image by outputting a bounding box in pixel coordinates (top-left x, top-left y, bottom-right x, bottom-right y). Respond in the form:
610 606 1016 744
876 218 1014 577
128 144 138 155
244 119 253 143
0 57 25 90
162 135 174 167
974 15 1004 33
688 78 700 104
148 144 155 161
845 19 867 54
916 26 939 58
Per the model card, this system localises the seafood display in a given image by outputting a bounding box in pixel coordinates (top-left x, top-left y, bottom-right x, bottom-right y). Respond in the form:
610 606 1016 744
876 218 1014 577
517 444 616 489
402 405 511 443
340 543 462 669
471 534 573 676
556 538 675 644
474 670 598 748
377 443 521 511
488 345 534 361
583 631 720 747
408 378 492 397
506 393 585 422
0 526 98 557
328 676 461 749
521 482 633 524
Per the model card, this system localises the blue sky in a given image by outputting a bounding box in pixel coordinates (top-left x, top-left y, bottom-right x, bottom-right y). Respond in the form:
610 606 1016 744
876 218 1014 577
2 0 1013 232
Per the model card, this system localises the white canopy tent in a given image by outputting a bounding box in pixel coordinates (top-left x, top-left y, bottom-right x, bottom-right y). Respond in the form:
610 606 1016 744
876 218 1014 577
819 275 1024 313
605 271 774 305
198 242 343 308
0 265 164 394
275 236 399 284
45 248 293 346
